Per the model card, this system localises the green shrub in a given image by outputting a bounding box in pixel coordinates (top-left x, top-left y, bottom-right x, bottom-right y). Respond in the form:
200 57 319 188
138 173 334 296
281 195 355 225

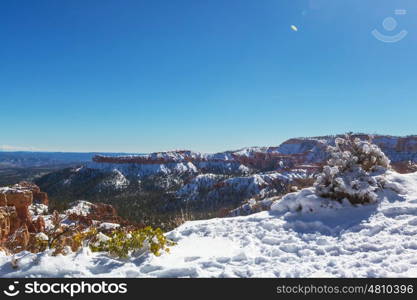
90 226 175 258
27 212 174 259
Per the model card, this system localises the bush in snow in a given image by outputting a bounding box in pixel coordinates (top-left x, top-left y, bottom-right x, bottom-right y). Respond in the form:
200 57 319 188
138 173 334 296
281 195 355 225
23 210 175 258
90 226 176 258
314 135 390 204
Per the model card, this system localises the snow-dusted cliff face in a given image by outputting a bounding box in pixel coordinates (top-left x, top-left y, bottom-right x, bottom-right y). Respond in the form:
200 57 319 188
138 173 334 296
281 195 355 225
90 134 417 172
176 170 309 204
277 135 417 164
35 134 417 214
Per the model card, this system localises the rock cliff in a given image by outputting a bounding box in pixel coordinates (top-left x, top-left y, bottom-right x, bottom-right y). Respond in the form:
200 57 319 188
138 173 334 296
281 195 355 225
0 183 47 252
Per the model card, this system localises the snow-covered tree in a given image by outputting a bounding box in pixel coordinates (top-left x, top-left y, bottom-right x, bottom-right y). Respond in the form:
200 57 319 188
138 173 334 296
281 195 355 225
314 135 390 204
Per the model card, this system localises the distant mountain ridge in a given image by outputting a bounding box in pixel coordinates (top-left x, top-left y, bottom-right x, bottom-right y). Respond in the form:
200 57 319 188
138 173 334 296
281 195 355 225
34 134 417 223
91 134 417 171
0 152 142 168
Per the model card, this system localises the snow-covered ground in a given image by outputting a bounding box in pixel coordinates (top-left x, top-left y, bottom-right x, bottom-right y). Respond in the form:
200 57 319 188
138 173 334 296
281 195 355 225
1 171 417 278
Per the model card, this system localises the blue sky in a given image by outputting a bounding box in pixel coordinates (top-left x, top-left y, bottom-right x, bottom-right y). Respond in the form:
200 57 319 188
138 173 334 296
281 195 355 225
1 0 417 153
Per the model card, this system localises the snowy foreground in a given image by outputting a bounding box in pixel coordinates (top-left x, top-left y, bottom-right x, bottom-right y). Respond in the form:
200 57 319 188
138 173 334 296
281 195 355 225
2 171 417 278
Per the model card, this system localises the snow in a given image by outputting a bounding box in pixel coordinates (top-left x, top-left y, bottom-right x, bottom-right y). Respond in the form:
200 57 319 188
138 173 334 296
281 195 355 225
177 170 309 202
228 197 275 217
176 174 222 199
98 169 129 190
86 161 199 177
29 204 49 216
65 200 94 216
35 232 49 241
1 171 417 278
99 222 120 230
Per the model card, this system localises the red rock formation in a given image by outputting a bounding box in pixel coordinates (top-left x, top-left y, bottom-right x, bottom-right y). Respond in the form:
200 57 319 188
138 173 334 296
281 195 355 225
1 188 32 224
33 192 49 205
0 207 12 243
92 135 417 174
93 153 215 165
67 201 133 227
392 161 417 174
67 213 93 226
5 224 30 252
90 203 118 222
396 137 417 152
18 181 49 205
0 183 48 251
0 193 6 206
33 216 46 233
92 151 302 171
8 208 20 236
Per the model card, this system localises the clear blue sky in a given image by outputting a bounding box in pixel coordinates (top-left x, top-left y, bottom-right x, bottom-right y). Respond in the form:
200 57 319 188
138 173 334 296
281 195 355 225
1 0 417 153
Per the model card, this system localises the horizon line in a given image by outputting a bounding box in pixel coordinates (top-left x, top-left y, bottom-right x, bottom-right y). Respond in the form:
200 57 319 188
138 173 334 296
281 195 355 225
2 132 417 155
